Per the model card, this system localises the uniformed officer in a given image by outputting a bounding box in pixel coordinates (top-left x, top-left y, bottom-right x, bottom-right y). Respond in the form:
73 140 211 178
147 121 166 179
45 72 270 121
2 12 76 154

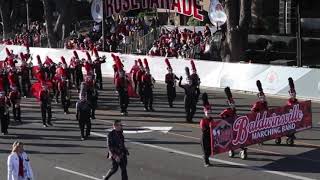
76 93 92 141
103 120 129 180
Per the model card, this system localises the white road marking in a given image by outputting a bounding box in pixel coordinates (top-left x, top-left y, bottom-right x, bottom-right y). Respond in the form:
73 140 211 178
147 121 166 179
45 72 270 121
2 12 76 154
55 166 101 180
105 126 173 134
92 132 317 180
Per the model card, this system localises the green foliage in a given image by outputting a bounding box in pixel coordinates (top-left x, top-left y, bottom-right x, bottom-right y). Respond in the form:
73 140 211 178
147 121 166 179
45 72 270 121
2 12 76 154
187 17 205 26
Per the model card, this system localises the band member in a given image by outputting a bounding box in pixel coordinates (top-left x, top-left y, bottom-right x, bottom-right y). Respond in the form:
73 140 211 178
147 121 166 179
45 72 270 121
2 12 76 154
220 87 247 159
43 56 56 80
19 53 31 97
115 65 129 116
141 59 155 112
8 68 20 93
54 57 68 103
251 80 268 113
103 120 129 180
130 60 140 93
179 67 197 123
84 52 94 77
39 83 52 127
73 51 84 92
200 93 214 167
189 60 201 102
58 77 70 114
0 91 10 135
69 57 76 86
33 55 45 82
9 85 21 123
135 59 145 103
93 48 106 89
276 77 297 145
86 77 98 119
112 54 119 83
76 93 92 140
165 58 179 108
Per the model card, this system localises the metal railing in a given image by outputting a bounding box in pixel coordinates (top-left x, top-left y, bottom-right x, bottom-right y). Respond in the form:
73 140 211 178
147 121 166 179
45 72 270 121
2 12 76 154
121 27 161 55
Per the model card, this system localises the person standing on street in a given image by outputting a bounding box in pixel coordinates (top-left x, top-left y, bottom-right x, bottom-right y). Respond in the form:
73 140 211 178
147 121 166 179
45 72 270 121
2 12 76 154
141 59 155 112
200 93 214 167
0 90 10 135
179 67 197 123
103 120 129 180
39 83 52 127
164 58 179 108
7 141 34 180
76 93 92 141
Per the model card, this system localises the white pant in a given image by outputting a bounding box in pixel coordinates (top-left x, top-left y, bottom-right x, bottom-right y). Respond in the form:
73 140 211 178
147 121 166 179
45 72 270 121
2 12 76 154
18 176 28 180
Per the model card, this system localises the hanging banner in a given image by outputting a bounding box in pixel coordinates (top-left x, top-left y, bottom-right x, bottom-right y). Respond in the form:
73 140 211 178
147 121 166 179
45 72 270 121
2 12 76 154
91 0 103 23
105 0 204 21
211 101 312 155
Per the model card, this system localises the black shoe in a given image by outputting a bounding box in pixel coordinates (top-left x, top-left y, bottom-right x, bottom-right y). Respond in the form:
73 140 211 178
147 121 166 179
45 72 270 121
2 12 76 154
144 107 149 112
91 116 96 119
43 124 48 127
81 137 85 141
47 122 53 126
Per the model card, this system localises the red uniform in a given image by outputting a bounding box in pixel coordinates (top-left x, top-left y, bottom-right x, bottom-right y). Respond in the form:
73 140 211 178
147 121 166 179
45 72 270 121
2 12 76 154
220 108 236 120
115 76 128 90
251 101 268 113
84 62 93 75
287 98 298 106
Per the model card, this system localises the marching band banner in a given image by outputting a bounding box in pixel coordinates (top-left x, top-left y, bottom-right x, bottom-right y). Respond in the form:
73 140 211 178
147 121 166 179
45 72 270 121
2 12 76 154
104 0 204 21
211 101 312 155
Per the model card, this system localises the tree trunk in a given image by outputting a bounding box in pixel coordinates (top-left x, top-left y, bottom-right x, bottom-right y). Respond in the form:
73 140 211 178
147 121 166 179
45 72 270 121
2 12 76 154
49 0 73 44
221 0 252 62
0 0 12 40
42 0 57 48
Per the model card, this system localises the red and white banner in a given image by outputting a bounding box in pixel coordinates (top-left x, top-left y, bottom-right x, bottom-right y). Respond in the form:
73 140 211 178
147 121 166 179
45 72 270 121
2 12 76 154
104 0 204 21
210 101 312 155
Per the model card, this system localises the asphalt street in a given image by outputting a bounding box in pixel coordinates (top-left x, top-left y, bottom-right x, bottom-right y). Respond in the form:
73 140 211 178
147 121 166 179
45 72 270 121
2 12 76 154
0 77 320 180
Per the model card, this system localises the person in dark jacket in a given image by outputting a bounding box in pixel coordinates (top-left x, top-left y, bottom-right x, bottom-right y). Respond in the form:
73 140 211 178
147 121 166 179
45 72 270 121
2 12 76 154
103 120 129 180
76 93 92 141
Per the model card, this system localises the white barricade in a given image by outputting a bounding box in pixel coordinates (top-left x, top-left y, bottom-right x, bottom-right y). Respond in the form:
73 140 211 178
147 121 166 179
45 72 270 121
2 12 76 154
0 45 318 100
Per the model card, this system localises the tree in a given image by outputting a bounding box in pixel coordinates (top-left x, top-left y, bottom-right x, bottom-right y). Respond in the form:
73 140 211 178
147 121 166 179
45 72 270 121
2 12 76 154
42 0 73 48
0 0 19 39
221 0 252 62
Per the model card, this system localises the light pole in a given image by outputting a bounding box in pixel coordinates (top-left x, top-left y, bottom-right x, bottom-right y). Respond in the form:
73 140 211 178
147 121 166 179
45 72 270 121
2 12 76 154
26 0 30 31
101 0 105 51
296 0 302 67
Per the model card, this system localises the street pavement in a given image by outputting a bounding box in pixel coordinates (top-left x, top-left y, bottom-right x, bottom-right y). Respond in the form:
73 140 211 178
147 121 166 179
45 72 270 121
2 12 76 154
0 77 320 180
